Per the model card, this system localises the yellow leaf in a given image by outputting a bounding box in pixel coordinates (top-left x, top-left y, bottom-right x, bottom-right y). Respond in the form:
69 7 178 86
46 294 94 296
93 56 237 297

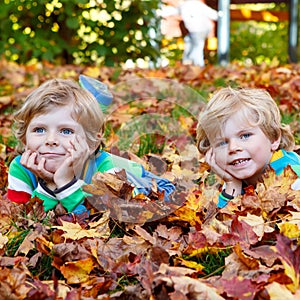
278 222 300 239
176 257 204 272
60 257 94 284
281 259 300 293
169 206 201 226
53 220 108 241
88 210 111 238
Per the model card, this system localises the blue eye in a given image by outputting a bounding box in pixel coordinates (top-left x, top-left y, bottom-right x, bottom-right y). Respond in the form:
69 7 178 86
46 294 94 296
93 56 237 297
241 133 251 139
216 140 227 147
61 128 74 135
34 127 45 133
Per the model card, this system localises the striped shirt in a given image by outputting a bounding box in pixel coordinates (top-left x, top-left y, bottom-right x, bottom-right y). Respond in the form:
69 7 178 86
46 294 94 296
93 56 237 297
7 150 175 212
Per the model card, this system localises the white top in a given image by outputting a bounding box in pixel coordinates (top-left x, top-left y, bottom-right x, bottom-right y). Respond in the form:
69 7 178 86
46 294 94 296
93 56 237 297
179 0 218 33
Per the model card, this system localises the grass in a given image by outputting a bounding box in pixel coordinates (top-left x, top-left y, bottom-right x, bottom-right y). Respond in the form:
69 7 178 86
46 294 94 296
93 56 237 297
5 228 30 257
30 252 55 280
137 134 166 157
183 247 232 277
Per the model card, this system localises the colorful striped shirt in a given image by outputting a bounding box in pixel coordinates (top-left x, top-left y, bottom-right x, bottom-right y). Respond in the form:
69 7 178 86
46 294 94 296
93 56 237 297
218 149 300 208
7 150 175 213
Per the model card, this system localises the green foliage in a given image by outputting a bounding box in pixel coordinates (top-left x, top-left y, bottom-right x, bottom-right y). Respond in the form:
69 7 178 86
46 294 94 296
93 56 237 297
0 0 160 66
230 20 289 65
163 3 293 66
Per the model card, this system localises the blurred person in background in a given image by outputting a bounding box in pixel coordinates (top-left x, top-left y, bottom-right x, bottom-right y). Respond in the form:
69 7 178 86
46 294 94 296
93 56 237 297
179 0 218 66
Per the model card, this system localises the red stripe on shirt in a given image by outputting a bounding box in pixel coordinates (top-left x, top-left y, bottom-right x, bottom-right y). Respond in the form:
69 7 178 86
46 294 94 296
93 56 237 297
7 189 31 204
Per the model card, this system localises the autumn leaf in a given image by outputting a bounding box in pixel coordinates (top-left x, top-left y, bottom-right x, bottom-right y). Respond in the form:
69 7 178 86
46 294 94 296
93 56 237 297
278 222 300 239
234 243 260 270
273 234 300 293
174 257 205 272
52 218 110 241
239 213 274 241
254 166 299 213
60 257 95 284
219 277 260 300
221 215 259 248
265 281 300 300
1 61 300 299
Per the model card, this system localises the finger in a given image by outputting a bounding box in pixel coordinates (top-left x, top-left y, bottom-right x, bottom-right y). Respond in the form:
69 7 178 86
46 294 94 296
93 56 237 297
205 148 213 164
21 151 37 169
37 157 46 172
20 150 32 165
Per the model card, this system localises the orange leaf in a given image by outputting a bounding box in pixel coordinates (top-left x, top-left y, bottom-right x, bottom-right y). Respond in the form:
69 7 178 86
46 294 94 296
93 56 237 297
60 257 95 284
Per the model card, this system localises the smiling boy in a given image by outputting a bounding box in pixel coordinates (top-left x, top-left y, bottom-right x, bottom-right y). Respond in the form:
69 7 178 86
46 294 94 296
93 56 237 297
7 78 175 213
197 87 300 208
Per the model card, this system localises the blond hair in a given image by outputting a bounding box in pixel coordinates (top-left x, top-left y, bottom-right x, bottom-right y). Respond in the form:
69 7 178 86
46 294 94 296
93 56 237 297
14 78 104 151
197 87 295 155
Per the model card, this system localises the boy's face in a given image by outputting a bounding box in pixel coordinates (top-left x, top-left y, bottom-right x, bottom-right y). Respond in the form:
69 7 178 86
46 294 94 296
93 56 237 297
25 105 89 173
210 110 280 185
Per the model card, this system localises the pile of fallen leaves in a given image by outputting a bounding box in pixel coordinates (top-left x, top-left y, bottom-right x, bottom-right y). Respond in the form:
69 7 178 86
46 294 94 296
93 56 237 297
0 60 299 299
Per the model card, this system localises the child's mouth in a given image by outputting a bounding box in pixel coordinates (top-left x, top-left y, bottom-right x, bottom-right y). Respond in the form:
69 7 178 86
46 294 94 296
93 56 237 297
230 158 250 166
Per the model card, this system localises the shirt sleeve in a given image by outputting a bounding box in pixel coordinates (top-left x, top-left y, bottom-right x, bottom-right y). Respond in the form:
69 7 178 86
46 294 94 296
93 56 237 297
96 152 175 200
7 156 36 204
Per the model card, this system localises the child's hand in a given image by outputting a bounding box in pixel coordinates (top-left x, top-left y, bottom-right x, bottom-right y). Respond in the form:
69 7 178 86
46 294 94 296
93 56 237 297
205 148 242 197
20 150 54 184
53 135 90 188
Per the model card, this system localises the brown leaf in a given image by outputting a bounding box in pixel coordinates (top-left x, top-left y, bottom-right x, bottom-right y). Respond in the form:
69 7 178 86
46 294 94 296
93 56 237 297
234 243 260 270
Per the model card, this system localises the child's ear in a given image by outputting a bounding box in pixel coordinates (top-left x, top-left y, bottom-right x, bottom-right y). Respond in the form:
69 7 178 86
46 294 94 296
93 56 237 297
271 136 281 151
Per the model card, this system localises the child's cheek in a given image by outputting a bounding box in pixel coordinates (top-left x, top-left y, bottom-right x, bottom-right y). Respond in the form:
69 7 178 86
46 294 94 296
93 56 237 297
215 152 226 167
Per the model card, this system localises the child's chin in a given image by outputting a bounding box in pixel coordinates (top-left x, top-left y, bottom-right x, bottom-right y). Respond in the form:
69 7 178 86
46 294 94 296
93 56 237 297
44 162 59 173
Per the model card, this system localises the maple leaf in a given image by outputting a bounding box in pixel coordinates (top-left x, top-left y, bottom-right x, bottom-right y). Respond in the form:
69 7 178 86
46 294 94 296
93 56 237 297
0 266 31 299
278 222 300 239
242 245 278 267
168 205 202 227
221 215 259 248
84 169 134 201
52 217 110 241
234 243 260 270
253 166 299 213
155 223 182 242
168 190 203 227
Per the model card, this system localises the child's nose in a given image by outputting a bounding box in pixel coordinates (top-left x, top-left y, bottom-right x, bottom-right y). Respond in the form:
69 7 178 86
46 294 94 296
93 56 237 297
228 139 242 153
45 132 59 146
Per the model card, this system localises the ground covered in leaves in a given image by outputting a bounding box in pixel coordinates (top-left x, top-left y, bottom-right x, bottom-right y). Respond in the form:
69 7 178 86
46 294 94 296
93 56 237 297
0 60 300 299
